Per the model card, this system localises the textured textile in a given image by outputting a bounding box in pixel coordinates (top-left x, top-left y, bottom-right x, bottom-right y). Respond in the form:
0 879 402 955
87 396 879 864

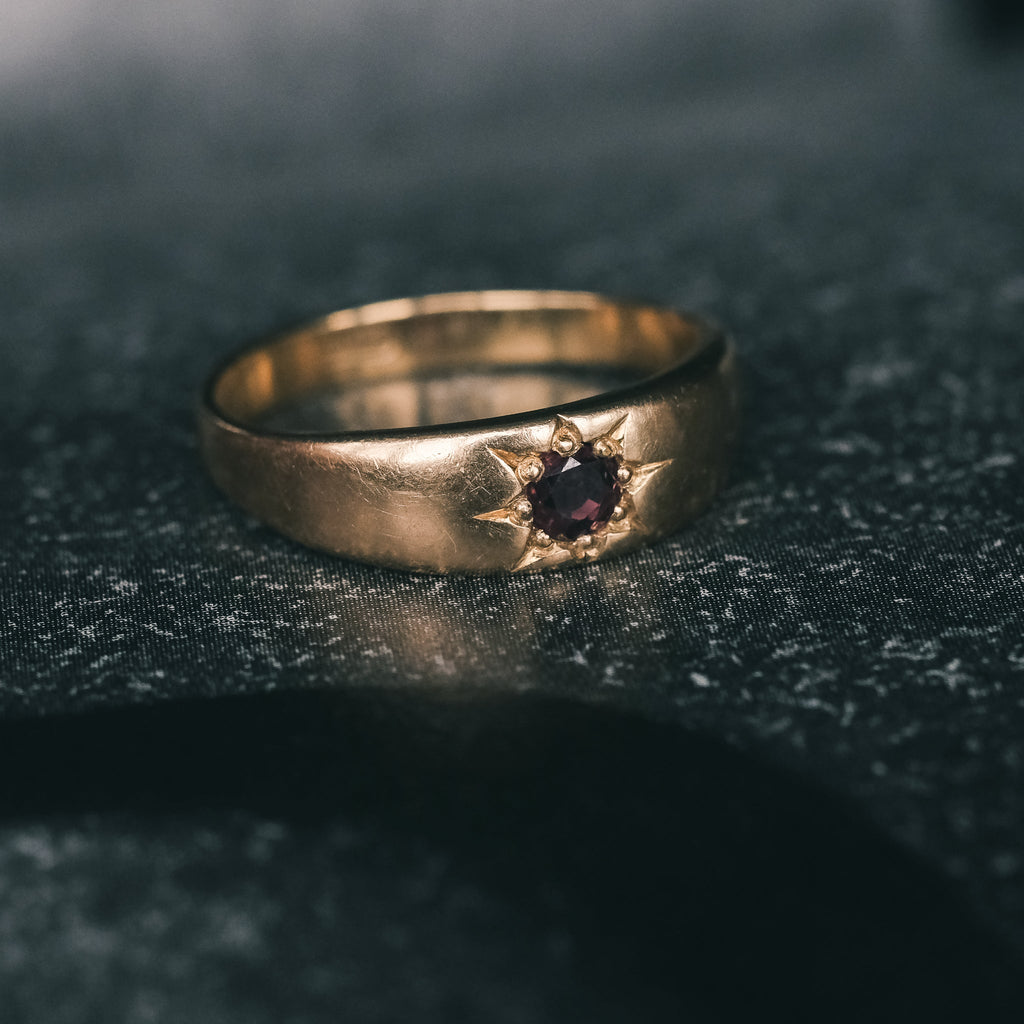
1 3 1023 1020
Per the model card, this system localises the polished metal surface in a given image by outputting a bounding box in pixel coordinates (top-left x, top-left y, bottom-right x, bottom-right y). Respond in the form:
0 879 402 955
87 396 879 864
198 290 740 573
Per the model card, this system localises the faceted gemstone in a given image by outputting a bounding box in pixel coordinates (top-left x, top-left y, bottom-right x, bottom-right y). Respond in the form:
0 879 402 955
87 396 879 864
525 442 621 541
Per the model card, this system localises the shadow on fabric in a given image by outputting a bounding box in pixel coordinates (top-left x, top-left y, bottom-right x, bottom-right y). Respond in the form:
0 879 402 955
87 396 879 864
0 690 1020 1023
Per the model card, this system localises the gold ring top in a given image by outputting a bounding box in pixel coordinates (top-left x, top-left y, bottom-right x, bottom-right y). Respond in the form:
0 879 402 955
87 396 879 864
198 290 740 573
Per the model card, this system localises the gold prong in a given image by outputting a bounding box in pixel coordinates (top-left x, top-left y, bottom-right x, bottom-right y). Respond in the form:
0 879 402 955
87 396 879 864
616 465 633 484
551 415 583 456
511 497 534 523
592 436 620 458
516 455 543 483
571 534 594 559
606 493 633 534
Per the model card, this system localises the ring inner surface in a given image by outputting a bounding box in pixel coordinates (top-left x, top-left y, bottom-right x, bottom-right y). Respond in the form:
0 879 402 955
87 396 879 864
212 297 705 434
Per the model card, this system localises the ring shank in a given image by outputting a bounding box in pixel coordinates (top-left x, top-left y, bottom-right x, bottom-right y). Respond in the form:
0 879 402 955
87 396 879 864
199 291 739 573
211 291 709 428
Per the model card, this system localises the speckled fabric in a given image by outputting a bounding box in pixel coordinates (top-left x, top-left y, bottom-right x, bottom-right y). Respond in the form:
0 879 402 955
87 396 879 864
1 3 1023 1020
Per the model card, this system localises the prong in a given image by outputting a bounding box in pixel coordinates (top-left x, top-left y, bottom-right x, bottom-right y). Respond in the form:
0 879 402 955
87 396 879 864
516 455 544 483
616 465 633 484
533 530 552 547
592 436 620 458
571 534 594 559
551 415 583 456
511 497 534 524
606 493 633 533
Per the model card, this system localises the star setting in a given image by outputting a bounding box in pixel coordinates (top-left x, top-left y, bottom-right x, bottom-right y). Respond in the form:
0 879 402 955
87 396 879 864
474 414 672 572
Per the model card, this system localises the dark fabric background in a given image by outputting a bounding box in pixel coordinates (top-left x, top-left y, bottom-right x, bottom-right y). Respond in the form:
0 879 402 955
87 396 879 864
1 3 1023 1021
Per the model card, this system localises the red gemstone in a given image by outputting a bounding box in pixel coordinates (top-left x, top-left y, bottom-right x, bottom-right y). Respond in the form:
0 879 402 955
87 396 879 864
525 443 621 541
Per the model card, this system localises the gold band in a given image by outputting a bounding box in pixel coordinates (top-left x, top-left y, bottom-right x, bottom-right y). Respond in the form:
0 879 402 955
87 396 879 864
198 290 740 573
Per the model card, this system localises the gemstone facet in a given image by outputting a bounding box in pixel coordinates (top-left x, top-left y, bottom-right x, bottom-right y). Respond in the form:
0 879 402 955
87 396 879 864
525 442 621 541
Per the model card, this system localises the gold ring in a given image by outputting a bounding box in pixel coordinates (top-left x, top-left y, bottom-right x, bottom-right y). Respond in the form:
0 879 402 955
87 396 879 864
198 290 740 573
